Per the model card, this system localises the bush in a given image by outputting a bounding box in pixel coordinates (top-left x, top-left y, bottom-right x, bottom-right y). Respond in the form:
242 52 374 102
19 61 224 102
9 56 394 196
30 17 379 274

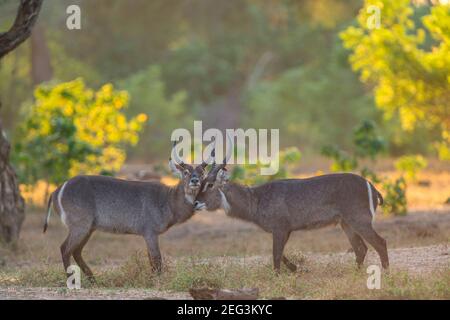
382 177 407 216
118 65 191 160
13 79 147 187
395 155 428 182
353 120 386 160
321 145 357 172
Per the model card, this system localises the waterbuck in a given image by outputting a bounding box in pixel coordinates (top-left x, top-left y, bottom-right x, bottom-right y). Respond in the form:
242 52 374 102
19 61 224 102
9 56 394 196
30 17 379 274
194 159 388 272
43 142 210 278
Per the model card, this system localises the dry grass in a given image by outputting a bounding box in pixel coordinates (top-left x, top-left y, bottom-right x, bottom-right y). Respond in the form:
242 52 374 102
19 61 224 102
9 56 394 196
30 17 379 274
0 250 448 299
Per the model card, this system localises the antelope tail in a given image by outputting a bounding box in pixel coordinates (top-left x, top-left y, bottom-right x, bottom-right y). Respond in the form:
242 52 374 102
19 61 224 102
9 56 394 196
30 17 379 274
376 189 384 206
366 180 384 217
43 193 53 233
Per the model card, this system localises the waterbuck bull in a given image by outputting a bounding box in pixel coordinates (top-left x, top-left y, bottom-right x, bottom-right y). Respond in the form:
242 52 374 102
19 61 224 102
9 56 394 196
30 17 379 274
194 158 389 272
43 142 209 278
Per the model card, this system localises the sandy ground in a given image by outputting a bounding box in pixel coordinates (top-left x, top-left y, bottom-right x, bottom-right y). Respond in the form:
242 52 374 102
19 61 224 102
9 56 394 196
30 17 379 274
0 244 448 300
0 287 190 300
202 244 449 274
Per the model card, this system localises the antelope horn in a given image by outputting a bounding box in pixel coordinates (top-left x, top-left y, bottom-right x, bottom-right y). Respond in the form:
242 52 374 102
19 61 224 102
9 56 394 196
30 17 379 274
210 147 216 170
223 131 233 165
210 132 233 175
170 139 186 167
201 136 216 169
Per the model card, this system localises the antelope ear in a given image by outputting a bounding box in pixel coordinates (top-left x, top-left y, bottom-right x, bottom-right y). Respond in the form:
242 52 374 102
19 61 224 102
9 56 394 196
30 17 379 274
216 169 230 186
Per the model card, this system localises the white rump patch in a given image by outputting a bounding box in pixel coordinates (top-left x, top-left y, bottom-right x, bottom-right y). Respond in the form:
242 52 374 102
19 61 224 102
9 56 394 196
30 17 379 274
219 190 231 214
366 181 375 217
58 181 68 227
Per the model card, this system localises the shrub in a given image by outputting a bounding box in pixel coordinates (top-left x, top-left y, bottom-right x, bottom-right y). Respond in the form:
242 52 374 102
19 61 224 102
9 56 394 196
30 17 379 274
321 145 357 172
382 177 408 216
395 155 428 182
353 120 386 160
13 79 147 187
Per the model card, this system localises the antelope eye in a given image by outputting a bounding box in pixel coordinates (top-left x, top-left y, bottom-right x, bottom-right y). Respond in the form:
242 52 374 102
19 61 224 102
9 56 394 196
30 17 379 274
207 183 214 188
184 170 190 176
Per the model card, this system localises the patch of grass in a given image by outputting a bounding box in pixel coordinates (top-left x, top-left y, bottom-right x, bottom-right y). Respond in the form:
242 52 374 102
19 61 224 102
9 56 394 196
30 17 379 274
0 264 66 287
95 251 157 288
1 251 448 299
381 270 450 299
164 259 225 291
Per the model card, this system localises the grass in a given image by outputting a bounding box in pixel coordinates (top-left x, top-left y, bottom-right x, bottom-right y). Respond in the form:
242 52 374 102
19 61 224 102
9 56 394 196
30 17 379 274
0 250 448 299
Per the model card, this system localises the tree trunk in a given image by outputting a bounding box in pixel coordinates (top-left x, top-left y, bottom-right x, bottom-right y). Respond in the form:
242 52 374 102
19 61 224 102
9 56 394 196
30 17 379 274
30 24 53 85
0 0 44 244
0 1 44 57
0 117 25 244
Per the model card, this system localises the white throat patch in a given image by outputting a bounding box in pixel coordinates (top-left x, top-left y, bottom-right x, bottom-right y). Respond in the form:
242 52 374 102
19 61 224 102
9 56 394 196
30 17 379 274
185 193 195 204
219 190 231 213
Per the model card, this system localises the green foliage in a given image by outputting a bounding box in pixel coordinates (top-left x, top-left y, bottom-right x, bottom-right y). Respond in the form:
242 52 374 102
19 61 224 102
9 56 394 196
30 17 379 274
395 155 428 182
1 0 446 162
341 0 450 159
360 167 382 184
245 57 377 152
231 147 301 185
117 65 191 160
353 120 386 159
51 1 377 158
13 79 147 185
382 177 408 216
321 145 357 172
161 39 243 105
322 121 385 172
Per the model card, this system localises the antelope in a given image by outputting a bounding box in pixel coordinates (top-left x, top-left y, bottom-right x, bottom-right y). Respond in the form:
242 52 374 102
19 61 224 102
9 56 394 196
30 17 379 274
194 153 389 272
43 141 210 278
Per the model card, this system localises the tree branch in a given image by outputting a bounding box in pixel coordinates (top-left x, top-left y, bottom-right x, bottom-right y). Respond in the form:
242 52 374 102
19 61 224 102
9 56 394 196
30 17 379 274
0 0 44 59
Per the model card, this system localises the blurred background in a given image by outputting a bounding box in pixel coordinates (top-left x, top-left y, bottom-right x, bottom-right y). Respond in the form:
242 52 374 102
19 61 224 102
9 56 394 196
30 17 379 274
0 0 447 153
0 0 449 299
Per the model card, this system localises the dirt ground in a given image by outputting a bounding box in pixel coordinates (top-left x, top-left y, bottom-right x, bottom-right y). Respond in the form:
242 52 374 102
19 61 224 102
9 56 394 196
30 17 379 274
0 243 448 300
0 206 449 299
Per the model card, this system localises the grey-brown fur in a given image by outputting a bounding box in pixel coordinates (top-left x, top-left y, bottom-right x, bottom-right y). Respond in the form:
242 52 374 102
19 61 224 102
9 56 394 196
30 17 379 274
43 147 207 279
195 169 389 272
